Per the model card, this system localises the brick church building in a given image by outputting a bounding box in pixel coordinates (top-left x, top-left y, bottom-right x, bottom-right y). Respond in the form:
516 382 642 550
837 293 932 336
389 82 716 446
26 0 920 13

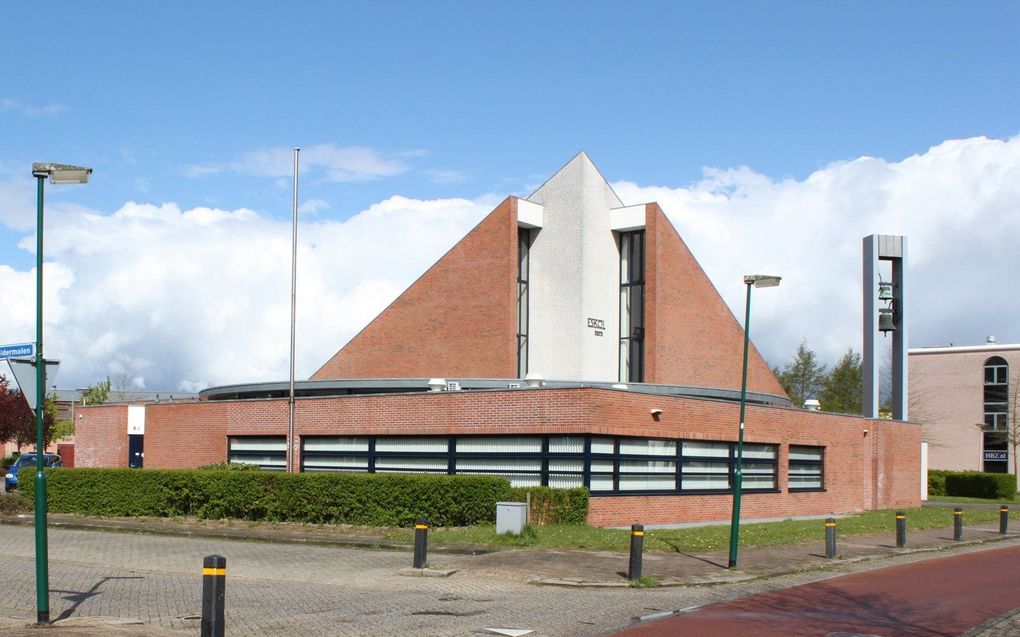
75 153 921 526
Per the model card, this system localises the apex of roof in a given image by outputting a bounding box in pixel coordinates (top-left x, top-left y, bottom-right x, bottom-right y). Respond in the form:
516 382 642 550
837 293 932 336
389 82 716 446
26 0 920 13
526 151 624 209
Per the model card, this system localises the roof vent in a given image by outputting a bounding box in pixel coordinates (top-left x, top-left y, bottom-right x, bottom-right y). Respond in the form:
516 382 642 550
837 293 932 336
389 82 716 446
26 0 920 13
427 378 446 392
987 336 997 344
803 399 821 411
446 381 461 392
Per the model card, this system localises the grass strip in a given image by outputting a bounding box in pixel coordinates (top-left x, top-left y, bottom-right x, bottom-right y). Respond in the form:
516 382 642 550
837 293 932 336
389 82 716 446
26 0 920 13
386 506 1020 553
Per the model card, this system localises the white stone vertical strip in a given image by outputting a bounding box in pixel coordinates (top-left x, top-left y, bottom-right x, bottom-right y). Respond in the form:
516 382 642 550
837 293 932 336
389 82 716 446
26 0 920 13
863 235 880 418
526 153 623 381
920 441 928 501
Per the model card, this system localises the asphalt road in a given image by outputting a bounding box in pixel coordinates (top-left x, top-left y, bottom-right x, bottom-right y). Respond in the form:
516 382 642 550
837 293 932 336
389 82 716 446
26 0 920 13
615 544 1020 637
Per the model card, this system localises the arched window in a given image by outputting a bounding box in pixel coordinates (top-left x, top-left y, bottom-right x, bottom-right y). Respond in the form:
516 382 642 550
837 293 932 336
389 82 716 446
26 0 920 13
983 356 1009 473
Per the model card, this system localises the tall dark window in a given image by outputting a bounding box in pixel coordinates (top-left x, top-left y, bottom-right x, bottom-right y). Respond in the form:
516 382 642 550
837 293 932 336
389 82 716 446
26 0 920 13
983 356 1009 473
619 231 645 382
517 228 531 378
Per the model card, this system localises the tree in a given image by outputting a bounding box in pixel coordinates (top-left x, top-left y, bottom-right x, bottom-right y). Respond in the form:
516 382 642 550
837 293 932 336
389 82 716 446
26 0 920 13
0 377 57 452
1007 372 1020 488
82 377 111 405
775 340 827 408
0 375 31 445
818 348 863 415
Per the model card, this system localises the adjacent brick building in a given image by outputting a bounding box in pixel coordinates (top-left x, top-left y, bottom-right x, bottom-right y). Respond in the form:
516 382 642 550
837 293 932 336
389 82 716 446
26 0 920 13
75 153 922 526
910 338 1018 475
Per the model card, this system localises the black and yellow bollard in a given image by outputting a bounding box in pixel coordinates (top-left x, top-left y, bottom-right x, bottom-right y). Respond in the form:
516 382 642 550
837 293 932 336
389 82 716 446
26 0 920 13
413 518 429 569
628 524 644 581
825 518 837 559
953 508 963 541
1000 506 1009 535
895 511 906 548
201 555 226 637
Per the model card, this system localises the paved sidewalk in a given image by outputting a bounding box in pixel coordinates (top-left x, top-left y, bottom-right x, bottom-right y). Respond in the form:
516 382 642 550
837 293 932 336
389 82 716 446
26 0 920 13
0 510 1016 636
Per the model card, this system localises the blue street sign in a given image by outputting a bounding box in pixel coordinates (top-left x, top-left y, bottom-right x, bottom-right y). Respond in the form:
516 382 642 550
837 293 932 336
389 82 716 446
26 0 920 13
0 343 35 360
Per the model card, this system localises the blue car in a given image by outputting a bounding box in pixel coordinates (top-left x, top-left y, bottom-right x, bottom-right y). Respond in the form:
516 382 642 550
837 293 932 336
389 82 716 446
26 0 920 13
4 454 63 490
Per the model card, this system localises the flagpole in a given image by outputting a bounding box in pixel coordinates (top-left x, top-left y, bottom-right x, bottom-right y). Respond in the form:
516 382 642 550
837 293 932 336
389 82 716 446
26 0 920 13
288 148 300 472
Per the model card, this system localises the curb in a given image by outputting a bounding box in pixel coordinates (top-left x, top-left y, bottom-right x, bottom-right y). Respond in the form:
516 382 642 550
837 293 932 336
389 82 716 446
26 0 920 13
0 514 494 556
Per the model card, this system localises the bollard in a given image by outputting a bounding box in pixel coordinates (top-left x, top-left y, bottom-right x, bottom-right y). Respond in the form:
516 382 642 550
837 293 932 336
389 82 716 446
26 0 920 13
413 518 429 569
628 524 645 581
953 508 963 541
895 511 906 548
825 518 836 559
201 555 226 637
1001 506 1009 535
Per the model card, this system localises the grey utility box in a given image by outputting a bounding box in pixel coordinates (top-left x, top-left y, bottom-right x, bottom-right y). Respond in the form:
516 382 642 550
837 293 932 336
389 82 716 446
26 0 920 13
496 502 527 535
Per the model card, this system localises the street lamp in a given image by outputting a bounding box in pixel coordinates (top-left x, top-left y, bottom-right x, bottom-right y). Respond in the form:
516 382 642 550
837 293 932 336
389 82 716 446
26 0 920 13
31 162 91 624
727 273 781 569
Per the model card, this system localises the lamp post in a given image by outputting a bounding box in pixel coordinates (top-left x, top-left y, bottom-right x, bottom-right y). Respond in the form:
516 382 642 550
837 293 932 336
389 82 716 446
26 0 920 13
31 162 92 624
727 273 780 569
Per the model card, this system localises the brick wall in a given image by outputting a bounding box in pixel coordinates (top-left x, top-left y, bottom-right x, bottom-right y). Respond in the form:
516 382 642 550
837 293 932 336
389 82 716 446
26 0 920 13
910 348 1020 472
73 404 130 468
644 204 788 399
311 197 518 380
76 387 920 526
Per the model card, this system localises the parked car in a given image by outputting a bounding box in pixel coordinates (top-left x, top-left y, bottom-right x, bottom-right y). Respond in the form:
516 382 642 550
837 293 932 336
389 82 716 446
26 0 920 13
4 454 63 490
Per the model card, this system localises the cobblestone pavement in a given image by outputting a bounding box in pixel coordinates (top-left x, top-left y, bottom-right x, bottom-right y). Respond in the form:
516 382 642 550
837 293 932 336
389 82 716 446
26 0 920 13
0 516 1016 636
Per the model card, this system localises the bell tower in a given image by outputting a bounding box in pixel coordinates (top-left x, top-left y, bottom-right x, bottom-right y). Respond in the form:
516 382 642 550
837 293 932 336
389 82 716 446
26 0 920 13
863 234 907 419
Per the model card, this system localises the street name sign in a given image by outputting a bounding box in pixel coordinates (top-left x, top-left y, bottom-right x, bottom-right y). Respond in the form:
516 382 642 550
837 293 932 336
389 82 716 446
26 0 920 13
0 343 34 360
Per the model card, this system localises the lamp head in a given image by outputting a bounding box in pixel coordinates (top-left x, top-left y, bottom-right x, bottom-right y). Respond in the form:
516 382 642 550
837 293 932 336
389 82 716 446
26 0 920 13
33 162 93 184
743 274 782 288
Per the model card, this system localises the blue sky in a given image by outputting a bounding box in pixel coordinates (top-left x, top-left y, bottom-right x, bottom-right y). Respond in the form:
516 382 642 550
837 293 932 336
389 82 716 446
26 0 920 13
2 2 1019 391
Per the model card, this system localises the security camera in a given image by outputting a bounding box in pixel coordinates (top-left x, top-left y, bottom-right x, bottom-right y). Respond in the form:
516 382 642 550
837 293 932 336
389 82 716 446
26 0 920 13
650 408 664 416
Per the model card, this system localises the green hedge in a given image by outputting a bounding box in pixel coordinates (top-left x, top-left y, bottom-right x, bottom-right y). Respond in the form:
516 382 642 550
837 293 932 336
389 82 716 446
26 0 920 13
944 471 1017 499
927 470 951 496
509 486 589 525
21 468 513 527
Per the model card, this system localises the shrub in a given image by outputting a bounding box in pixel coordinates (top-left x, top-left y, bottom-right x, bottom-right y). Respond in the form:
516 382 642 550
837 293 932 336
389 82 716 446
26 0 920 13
509 486 589 525
944 471 1017 499
0 492 30 514
196 462 263 471
2 454 19 470
21 468 512 526
927 470 951 496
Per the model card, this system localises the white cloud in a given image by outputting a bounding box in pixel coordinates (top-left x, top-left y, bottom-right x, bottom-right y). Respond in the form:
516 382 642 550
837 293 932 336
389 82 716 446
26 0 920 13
0 194 489 391
613 135 1020 368
187 144 410 182
297 198 330 215
1 135 1018 393
425 168 468 184
0 98 67 118
0 176 36 230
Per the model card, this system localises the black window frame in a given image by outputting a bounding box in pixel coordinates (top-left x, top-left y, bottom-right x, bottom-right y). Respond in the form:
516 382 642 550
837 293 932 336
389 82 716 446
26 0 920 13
787 444 825 492
619 230 645 383
297 434 780 496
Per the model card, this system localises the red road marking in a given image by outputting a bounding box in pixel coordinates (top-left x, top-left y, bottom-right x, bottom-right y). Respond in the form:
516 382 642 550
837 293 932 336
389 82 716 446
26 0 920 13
614 545 1020 637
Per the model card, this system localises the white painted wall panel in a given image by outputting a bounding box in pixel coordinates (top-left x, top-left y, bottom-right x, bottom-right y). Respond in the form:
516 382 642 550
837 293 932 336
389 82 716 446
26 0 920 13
516 200 544 228
610 205 646 232
127 405 145 435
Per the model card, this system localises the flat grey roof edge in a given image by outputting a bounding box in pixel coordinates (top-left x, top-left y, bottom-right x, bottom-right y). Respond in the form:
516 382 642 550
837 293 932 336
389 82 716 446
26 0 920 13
199 377 792 408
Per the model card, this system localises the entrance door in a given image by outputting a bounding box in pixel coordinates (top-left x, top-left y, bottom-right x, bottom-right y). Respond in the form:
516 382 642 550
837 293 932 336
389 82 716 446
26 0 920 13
128 434 144 468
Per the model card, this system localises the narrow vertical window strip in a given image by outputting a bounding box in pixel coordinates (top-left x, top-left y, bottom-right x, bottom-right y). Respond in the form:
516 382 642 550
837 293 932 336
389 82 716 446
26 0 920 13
517 228 531 378
619 230 645 382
